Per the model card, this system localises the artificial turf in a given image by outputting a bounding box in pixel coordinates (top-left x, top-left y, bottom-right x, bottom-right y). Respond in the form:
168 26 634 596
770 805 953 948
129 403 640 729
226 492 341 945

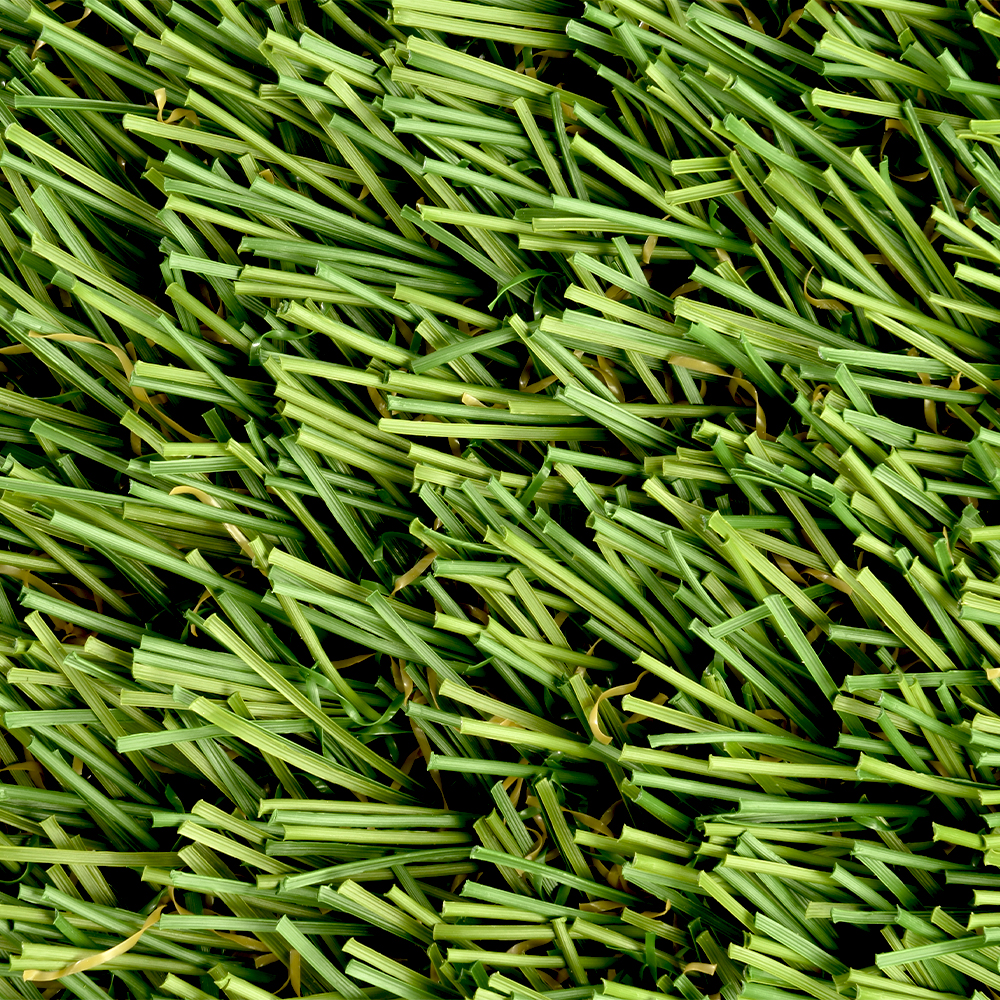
0 0 999 997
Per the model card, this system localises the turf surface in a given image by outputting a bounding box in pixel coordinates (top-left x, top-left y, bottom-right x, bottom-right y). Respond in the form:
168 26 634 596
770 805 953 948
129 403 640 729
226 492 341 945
1 0 1000 998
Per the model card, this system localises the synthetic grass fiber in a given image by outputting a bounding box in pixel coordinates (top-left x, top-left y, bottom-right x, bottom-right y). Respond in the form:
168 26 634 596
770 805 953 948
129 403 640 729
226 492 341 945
2 0 1000 998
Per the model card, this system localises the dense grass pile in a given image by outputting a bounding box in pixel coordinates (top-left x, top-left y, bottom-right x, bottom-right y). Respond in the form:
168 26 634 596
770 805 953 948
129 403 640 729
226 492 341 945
2 0 1000 997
